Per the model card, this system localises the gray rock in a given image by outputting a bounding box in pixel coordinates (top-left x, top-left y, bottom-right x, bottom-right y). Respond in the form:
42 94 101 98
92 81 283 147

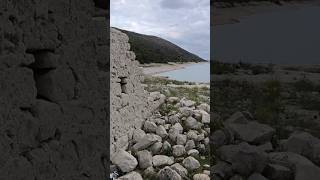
193 173 210 180
187 130 198 141
217 142 267 176
137 150 153 169
153 155 174 167
171 123 184 134
169 114 181 124
118 171 143 180
158 166 182 180
176 134 187 145
173 145 186 157
144 121 158 133
187 149 200 157
226 121 275 145
211 161 233 179
200 110 210 124
179 107 193 117
180 98 195 107
168 97 179 104
198 103 210 113
282 131 320 165
263 163 293 180
162 141 172 154
156 125 168 138
111 150 138 173
247 173 268 180
197 133 205 142
132 129 146 143
185 116 201 130
210 130 227 148
132 134 158 151
182 156 200 171
171 163 188 178
143 166 156 178
185 140 196 151
150 142 163 155
269 152 320 180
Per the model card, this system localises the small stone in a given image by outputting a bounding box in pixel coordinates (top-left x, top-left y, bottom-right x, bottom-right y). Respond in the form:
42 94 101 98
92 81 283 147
169 114 180 124
150 142 163 155
203 170 210 176
162 141 172 154
182 156 200 171
118 171 143 180
176 134 187 145
197 133 205 142
144 121 158 133
173 145 186 157
187 149 199 157
153 155 174 167
200 110 210 124
168 97 179 104
137 150 153 169
132 134 158 151
143 166 156 178
180 98 195 107
171 163 188 178
156 125 168 138
193 173 210 180
185 140 196 151
185 117 200 130
158 166 182 180
111 150 138 173
132 129 146 143
187 130 198 141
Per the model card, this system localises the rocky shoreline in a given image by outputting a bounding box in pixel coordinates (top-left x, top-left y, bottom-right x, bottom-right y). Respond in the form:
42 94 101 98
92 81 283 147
211 62 320 179
110 94 210 180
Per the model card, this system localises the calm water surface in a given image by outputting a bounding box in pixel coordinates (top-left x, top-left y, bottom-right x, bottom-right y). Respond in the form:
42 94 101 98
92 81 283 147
157 63 210 83
214 5 320 64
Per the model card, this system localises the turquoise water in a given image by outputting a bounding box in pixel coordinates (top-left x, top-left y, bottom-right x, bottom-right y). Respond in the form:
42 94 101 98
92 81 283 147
156 63 210 83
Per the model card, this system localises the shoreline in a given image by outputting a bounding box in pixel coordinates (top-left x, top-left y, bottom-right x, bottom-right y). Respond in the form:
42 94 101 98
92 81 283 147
141 62 208 75
213 1 320 25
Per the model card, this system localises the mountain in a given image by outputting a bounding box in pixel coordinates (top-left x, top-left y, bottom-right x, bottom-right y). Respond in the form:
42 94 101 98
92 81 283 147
115 28 206 64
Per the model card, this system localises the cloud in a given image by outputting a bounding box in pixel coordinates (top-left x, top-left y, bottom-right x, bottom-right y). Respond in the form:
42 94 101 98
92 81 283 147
160 0 192 9
111 0 210 60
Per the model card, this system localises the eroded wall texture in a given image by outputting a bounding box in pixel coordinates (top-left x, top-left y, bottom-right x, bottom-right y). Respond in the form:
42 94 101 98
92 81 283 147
0 0 109 179
110 28 165 154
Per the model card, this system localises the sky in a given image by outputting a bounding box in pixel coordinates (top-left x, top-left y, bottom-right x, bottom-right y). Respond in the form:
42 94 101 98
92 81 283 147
110 0 210 60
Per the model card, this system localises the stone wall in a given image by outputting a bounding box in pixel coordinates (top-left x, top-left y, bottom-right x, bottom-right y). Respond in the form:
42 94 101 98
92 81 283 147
110 28 165 154
0 1 108 179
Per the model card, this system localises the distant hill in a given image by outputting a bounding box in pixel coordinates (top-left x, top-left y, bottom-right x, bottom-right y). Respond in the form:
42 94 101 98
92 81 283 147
115 28 206 64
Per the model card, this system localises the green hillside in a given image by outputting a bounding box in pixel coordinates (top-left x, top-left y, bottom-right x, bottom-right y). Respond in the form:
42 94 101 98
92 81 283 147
116 28 206 64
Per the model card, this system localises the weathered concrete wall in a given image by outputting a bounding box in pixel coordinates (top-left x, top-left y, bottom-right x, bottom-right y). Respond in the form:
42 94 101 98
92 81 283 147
0 1 108 179
110 28 165 154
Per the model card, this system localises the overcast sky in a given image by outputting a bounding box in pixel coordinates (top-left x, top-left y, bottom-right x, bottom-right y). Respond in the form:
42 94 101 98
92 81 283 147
111 0 210 60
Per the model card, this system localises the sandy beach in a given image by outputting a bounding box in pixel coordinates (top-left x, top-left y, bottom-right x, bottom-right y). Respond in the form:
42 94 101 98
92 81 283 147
141 62 205 75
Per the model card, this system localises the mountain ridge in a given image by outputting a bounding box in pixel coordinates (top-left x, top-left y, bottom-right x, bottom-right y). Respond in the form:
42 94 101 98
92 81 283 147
114 27 206 64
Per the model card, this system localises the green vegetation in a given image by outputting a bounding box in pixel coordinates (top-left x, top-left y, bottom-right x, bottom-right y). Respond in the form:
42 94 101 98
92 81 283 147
115 28 206 64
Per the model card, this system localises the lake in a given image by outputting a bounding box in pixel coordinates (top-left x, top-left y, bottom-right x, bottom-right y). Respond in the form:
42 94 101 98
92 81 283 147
214 4 320 65
156 63 210 83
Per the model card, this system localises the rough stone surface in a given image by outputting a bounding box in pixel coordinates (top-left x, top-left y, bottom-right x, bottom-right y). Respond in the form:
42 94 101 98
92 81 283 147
153 155 174 167
158 166 182 180
193 173 210 180
183 156 201 171
173 145 186 157
137 150 153 169
171 163 188 178
111 28 165 154
111 150 138 173
118 171 143 180
0 1 108 179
